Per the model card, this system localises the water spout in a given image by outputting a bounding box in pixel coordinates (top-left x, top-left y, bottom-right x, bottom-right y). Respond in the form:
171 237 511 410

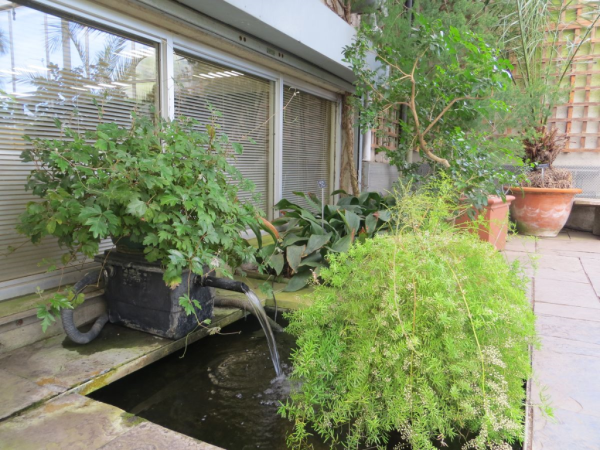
241 286 282 378
201 276 282 377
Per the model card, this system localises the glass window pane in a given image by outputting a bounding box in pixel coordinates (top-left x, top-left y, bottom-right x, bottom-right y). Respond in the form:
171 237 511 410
174 53 270 213
0 1 158 290
282 86 332 210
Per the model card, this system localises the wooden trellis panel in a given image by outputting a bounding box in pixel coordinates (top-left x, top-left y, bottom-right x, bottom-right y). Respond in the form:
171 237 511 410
547 1 600 152
372 107 400 162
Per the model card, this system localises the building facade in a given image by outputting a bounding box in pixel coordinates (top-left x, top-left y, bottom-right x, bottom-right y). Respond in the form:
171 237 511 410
0 0 360 301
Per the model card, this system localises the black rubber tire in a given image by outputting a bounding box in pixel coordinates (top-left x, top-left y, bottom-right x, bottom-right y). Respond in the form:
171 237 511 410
60 270 109 344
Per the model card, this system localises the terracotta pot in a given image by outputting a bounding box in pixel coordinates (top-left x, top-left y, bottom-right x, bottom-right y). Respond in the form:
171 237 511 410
509 187 582 237
456 195 515 251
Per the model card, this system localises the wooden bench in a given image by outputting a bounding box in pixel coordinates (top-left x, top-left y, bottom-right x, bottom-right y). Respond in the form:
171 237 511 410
574 198 600 207
573 198 600 235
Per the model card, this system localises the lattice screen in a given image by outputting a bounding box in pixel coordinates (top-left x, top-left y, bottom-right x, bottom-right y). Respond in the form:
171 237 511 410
547 1 600 152
371 107 400 163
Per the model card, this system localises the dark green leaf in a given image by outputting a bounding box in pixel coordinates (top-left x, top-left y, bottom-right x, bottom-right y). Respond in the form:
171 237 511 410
330 235 352 253
286 245 305 273
283 270 312 292
305 233 331 255
269 253 284 275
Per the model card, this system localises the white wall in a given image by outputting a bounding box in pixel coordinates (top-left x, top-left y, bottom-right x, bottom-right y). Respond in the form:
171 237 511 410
176 0 357 82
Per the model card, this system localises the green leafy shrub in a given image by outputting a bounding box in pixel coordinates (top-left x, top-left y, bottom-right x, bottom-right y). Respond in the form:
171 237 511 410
251 190 393 292
18 115 259 323
280 185 537 449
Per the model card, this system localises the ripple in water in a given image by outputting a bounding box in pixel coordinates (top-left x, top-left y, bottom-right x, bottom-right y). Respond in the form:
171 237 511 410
90 314 329 450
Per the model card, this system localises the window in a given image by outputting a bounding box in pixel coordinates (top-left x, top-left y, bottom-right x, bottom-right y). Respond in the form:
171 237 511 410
174 53 271 213
0 1 157 297
282 86 333 209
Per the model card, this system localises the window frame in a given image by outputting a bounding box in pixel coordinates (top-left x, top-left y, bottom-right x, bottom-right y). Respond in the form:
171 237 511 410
1 0 343 299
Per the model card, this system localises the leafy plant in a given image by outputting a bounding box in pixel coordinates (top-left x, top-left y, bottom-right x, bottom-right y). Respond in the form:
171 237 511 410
280 183 540 449
17 114 260 322
495 0 600 131
250 191 393 292
346 13 512 168
407 129 525 212
492 0 600 187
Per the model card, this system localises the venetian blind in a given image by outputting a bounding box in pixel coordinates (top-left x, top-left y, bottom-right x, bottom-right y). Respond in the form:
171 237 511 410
174 53 271 213
0 2 157 299
282 87 333 210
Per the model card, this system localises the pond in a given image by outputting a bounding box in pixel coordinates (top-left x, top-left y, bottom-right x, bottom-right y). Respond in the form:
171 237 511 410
90 312 523 450
90 312 329 449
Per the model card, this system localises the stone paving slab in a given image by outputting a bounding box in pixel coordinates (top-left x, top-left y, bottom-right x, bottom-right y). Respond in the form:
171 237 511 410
514 231 600 450
0 370 55 420
535 314 600 347
0 393 221 450
0 323 167 390
533 335 600 417
535 302 600 323
0 306 245 419
505 235 537 253
536 236 600 254
532 407 600 450
532 254 589 284
0 393 136 449
580 258 600 297
98 421 221 449
535 278 600 309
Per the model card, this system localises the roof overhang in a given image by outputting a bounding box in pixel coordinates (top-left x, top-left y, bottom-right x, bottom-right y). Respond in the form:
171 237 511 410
175 0 357 82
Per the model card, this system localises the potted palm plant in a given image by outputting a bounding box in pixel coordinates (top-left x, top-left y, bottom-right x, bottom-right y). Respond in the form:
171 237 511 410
496 0 599 236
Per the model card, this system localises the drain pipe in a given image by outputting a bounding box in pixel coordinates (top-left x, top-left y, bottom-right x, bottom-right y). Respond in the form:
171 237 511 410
60 270 109 344
201 276 284 333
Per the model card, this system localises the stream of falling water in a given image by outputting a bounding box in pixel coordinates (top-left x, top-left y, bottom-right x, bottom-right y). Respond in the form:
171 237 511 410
241 286 282 377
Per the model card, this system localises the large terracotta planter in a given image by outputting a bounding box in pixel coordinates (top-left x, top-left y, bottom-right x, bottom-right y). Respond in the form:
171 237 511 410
456 195 515 251
509 187 582 237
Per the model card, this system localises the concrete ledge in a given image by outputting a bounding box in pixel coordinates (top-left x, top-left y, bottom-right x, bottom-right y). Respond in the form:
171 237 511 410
0 306 246 421
0 393 222 449
0 288 106 355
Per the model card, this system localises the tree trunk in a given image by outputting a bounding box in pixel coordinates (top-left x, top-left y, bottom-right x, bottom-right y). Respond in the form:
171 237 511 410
339 94 360 195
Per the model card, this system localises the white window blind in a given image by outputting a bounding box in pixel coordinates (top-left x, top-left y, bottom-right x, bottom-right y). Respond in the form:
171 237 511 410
174 53 271 213
0 2 157 299
282 86 333 209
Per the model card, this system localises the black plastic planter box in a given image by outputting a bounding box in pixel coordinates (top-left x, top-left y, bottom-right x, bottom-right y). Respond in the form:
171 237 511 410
94 252 213 339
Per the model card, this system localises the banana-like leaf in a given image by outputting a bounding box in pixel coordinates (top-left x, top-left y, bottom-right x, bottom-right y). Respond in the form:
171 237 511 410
274 198 302 211
377 210 392 222
339 210 361 236
247 221 262 249
331 189 348 196
286 245 305 273
283 270 313 292
329 234 352 253
268 252 284 275
365 213 378 236
301 251 322 264
292 191 322 212
304 233 332 255
283 233 308 246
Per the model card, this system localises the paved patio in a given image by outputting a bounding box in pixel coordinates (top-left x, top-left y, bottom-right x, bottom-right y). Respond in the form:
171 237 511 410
1 233 599 449
506 230 600 450
0 272 310 450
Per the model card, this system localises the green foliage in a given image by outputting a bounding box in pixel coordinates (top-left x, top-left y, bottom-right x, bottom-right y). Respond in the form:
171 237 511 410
280 184 539 449
34 287 84 333
251 191 394 292
345 12 513 169
345 7 522 209
403 130 526 212
493 0 600 129
18 115 260 290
